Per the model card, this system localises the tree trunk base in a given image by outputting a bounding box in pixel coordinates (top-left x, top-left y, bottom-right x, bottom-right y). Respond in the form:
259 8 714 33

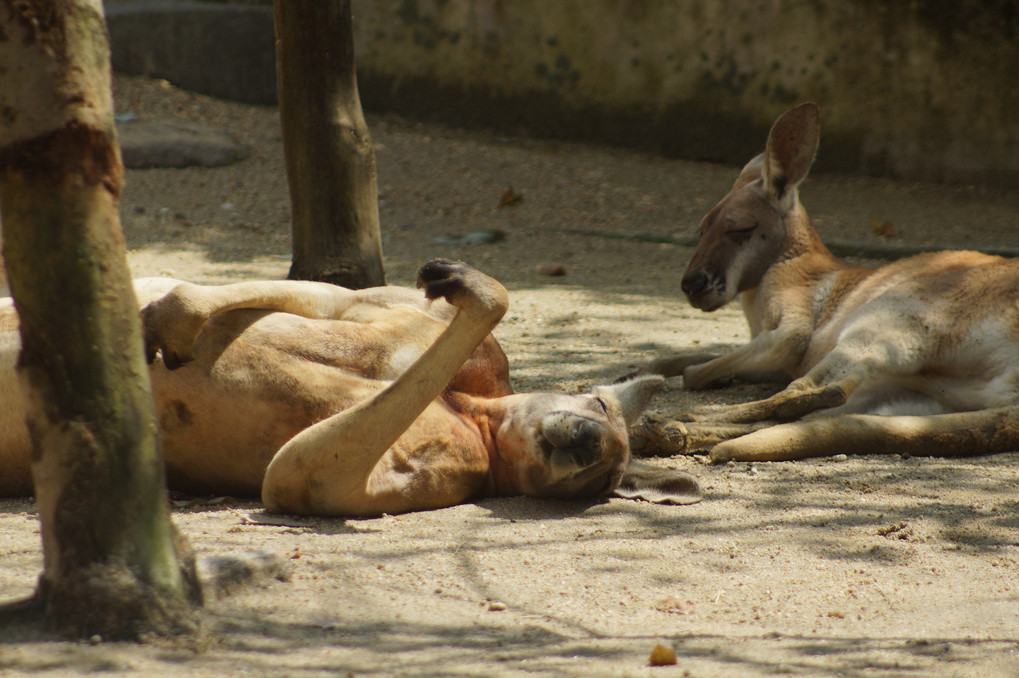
287 257 384 289
37 562 203 641
0 549 290 643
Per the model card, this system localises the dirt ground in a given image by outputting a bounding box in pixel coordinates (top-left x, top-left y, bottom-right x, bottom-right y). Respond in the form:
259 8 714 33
2 75 1019 677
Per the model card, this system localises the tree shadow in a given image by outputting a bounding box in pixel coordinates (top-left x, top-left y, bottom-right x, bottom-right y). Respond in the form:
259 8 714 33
4 601 1015 676
0 498 36 516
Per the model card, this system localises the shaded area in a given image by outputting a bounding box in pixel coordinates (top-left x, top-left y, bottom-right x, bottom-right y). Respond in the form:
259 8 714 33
3 76 1019 675
108 75 1019 276
2 443 1018 675
104 0 1019 187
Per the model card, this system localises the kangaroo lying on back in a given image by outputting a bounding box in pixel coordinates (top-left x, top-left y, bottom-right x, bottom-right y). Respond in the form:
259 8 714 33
637 102 1019 462
0 259 699 515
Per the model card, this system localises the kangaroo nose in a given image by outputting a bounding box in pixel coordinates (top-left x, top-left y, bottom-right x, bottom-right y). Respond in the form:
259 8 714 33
682 271 710 297
541 412 601 449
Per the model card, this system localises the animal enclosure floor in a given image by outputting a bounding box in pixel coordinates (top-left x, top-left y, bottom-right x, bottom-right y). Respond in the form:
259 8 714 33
2 75 1018 677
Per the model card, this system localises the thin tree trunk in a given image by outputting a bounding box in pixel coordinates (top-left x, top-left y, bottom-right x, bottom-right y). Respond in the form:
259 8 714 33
0 0 201 639
275 0 386 288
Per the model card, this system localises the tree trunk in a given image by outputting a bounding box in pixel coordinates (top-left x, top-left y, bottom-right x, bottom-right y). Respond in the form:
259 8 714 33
275 0 386 288
0 0 201 639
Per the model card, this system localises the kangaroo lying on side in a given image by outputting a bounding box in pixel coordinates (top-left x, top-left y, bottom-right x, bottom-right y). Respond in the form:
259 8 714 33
0 259 700 515
635 102 1019 462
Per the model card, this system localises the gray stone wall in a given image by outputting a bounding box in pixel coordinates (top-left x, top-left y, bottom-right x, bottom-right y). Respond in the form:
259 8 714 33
105 0 1019 187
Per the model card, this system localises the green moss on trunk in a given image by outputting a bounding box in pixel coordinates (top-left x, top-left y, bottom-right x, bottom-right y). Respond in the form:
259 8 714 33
0 0 201 640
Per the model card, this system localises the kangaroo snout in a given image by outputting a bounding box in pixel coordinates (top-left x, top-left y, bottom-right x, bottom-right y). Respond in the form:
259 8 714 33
681 270 711 298
682 269 727 310
541 412 602 451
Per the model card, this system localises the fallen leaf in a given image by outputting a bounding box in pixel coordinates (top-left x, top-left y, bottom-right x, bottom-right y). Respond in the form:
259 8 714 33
870 215 895 238
654 596 694 614
243 512 314 528
499 185 523 206
649 641 677 666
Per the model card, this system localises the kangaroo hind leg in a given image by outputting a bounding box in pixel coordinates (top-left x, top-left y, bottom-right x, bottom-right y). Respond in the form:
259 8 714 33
709 407 1019 462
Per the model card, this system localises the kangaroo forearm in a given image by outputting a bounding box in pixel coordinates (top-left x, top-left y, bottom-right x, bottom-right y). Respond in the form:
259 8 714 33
684 336 800 390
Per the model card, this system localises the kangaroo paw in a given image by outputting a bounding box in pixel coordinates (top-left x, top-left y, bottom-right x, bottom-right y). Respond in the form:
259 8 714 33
628 419 690 457
417 259 508 318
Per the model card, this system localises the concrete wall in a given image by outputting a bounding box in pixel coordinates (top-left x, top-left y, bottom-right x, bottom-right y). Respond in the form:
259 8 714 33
105 0 1019 187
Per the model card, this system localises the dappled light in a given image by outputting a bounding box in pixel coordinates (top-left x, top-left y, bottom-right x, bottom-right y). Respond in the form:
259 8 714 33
3 75 1019 675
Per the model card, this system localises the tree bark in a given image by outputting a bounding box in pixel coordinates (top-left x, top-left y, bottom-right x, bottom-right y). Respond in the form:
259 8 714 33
275 0 386 288
0 0 201 639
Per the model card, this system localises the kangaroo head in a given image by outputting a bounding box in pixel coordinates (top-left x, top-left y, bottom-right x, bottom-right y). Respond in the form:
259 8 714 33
682 102 821 311
490 375 664 499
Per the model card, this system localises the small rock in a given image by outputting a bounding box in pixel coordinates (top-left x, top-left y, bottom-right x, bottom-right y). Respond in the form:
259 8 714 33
832 453 848 462
488 601 507 611
432 229 505 245
117 118 250 169
536 262 567 276
196 549 291 599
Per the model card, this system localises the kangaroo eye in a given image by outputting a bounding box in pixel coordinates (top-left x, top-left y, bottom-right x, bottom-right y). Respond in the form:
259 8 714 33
725 217 757 233
725 218 757 243
593 397 608 413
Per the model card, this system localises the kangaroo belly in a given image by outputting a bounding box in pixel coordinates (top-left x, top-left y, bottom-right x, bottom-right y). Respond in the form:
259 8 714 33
808 296 1019 415
148 306 507 495
0 285 511 498
148 309 431 495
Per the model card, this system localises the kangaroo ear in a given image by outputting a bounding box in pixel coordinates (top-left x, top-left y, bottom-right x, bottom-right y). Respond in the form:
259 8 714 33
762 102 820 208
613 459 702 505
595 375 665 426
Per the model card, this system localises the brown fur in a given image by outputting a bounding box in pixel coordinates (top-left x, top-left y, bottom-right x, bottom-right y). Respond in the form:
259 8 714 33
1 260 700 515
638 103 1019 462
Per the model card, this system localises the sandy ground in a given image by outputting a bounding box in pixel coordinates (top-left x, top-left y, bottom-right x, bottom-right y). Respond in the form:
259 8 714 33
2 75 1019 676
